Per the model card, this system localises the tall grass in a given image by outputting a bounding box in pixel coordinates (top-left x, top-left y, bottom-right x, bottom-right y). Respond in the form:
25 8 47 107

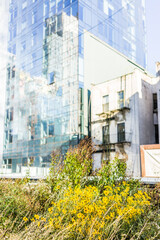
0 139 159 239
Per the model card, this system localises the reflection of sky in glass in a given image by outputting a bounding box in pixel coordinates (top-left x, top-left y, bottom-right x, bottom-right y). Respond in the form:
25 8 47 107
0 0 10 165
1 0 148 176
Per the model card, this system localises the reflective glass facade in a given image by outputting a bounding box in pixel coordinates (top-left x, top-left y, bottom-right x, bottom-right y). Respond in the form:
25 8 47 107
2 0 146 177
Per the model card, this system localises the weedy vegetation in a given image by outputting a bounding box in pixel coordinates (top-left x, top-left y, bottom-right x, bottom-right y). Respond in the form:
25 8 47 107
0 139 159 239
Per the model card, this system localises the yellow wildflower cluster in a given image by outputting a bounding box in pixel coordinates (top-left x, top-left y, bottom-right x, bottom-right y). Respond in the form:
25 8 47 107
22 183 150 238
45 184 150 238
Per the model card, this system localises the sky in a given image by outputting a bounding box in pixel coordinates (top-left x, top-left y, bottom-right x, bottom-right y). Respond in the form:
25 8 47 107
146 0 160 75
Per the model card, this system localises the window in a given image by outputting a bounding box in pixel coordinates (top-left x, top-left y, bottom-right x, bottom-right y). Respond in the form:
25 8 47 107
79 88 84 111
155 124 159 144
102 95 109 112
12 65 15 78
41 121 54 144
5 130 8 143
153 93 157 112
117 91 124 109
117 122 125 143
10 107 14 121
22 0 27 10
49 124 54 136
57 14 63 36
14 7 17 18
51 18 56 34
29 124 35 140
6 109 9 121
21 40 26 52
48 72 54 85
3 159 12 169
7 67 11 79
22 16 27 30
103 125 110 144
9 130 13 143
57 13 63 30
40 156 51 168
22 157 27 166
32 11 37 24
31 31 37 46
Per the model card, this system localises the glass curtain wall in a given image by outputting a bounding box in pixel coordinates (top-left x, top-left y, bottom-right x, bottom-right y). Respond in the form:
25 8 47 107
3 0 79 176
2 0 146 177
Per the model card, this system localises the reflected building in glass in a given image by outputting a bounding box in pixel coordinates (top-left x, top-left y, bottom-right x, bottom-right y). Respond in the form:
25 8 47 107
2 0 146 177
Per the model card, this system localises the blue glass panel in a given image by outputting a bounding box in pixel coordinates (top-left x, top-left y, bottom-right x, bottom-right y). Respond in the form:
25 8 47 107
64 6 70 16
98 0 103 11
98 21 103 35
79 5 83 21
64 0 70 8
72 2 78 17
58 0 63 12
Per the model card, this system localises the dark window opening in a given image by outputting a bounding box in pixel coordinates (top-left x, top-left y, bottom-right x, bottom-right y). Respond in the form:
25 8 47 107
117 122 125 143
153 93 157 112
12 65 15 78
49 124 54 136
155 124 159 144
9 130 13 143
7 67 10 79
103 125 110 144
3 159 12 169
10 107 14 121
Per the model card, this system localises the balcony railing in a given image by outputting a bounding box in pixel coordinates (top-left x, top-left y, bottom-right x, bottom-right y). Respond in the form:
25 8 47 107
102 132 131 145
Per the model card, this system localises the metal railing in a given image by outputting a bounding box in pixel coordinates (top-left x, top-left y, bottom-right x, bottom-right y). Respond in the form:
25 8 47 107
103 132 131 145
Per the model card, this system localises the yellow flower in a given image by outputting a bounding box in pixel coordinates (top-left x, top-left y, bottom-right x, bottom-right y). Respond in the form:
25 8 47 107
48 207 53 213
34 214 40 220
77 213 84 219
30 218 35 222
62 209 66 214
41 217 46 222
37 221 40 227
23 217 28 222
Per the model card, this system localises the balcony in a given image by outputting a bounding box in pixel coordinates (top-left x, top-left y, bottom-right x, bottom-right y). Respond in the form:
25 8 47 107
102 132 132 146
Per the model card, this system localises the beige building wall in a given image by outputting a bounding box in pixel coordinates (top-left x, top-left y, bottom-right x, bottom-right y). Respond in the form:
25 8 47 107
83 31 147 137
82 31 159 178
91 69 160 178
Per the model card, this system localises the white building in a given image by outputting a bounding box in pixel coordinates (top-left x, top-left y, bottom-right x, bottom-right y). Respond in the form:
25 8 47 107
91 64 160 178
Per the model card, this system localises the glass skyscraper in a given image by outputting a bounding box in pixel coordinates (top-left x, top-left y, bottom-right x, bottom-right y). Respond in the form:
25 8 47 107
2 0 146 177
